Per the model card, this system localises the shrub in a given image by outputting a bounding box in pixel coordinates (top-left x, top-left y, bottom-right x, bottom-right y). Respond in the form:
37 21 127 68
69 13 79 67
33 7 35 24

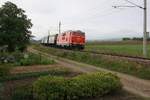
33 76 66 100
33 72 122 100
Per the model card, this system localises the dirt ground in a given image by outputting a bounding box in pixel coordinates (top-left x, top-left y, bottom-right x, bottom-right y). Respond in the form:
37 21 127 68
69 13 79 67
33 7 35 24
1 78 36 100
85 91 146 100
10 64 63 74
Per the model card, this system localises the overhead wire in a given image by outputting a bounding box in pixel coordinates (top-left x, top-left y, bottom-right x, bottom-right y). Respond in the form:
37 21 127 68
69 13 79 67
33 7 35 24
124 0 144 9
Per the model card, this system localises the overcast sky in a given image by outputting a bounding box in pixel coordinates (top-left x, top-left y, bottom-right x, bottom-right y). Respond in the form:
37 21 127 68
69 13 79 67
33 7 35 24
0 0 150 40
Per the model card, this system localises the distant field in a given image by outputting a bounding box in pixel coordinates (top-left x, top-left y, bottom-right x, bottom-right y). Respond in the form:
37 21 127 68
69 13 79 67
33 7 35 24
85 41 150 58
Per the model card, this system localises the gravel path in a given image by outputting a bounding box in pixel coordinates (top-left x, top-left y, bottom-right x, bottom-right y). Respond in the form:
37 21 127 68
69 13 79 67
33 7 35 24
29 48 150 98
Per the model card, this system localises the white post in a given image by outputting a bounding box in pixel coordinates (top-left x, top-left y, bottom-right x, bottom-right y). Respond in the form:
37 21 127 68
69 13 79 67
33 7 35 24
143 0 147 57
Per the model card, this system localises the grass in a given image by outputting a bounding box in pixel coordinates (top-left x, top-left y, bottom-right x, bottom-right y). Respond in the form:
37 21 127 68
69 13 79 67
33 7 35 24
86 90 149 100
12 84 33 100
0 52 55 66
0 83 4 100
0 65 11 77
14 52 55 66
32 44 150 80
0 52 55 81
0 67 75 82
85 42 150 58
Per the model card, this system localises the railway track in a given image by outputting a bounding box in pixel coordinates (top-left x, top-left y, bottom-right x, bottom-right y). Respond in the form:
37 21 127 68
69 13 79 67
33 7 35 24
82 50 150 62
56 47 150 62
39 45 150 64
57 48 150 65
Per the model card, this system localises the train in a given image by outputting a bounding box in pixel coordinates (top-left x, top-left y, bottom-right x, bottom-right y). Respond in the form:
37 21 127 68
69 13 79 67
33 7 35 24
41 30 85 50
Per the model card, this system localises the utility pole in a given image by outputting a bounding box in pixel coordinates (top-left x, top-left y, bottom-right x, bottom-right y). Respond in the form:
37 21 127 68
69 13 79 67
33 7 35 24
143 0 147 57
48 30 50 36
59 21 61 34
113 0 148 57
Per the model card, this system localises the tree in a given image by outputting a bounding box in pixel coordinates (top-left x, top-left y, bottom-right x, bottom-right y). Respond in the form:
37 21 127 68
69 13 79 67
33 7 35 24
0 1 32 52
122 37 131 41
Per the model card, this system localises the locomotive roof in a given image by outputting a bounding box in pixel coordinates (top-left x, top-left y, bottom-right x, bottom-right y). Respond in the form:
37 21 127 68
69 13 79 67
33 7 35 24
41 34 58 40
62 30 85 34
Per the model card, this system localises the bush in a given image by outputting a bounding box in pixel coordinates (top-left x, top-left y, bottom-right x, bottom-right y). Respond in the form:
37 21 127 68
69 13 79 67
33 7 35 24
33 72 122 100
33 76 66 100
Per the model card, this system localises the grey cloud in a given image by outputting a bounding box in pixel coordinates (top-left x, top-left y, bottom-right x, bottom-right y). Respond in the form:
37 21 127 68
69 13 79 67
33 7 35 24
0 0 149 40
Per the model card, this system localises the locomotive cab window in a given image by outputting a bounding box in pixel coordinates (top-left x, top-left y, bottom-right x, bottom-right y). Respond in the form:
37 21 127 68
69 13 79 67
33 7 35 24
72 32 77 35
72 32 84 36
62 37 65 40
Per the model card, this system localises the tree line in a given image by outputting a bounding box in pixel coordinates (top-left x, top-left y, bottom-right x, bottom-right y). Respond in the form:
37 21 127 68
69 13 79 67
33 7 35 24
122 37 150 41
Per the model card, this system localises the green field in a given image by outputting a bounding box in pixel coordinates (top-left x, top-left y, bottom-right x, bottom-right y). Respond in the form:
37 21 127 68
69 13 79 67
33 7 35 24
85 42 150 58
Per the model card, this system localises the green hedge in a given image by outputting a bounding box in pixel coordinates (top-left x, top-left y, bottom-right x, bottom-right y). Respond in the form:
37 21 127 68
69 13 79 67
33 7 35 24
33 72 122 100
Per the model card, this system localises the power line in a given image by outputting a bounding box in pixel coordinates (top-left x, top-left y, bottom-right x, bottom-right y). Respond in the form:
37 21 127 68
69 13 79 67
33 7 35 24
113 5 136 8
124 0 144 9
